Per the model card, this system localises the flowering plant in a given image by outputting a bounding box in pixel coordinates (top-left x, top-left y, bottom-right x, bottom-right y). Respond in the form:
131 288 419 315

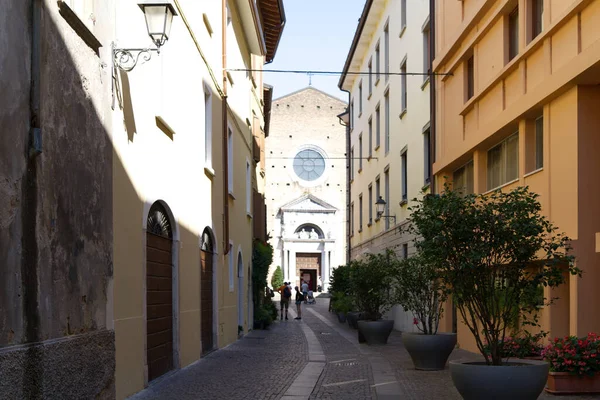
541 333 600 375
483 331 546 359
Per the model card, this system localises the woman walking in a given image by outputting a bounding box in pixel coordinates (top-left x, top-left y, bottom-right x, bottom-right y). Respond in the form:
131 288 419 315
294 286 304 320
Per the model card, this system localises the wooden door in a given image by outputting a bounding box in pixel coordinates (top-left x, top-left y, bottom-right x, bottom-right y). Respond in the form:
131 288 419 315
146 232 173 381
200 230 214 355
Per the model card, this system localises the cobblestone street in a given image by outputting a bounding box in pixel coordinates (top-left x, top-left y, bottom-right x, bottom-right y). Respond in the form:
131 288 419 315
129 297 600 400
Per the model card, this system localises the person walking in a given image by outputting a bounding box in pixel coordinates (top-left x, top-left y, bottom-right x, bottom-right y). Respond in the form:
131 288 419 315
294 286 304 320
301 280 309 304
278 282 292 320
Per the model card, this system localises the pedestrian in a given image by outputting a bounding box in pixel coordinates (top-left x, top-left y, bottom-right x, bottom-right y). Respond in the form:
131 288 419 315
301 280 309 304
278 281 292 320
317 276 323 292
294 286 304 320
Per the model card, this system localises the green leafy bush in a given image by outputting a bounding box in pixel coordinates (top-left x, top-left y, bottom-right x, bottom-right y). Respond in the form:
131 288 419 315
331 292 353 314
271 266 283 289
329 263 353 295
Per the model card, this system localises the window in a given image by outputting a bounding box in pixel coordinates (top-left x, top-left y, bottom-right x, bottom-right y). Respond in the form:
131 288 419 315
293 149 326 181
453 161 474 195
368 185 373 224
358 134 363 171
384 169 390 229
526 115 544 172
508 7 519 61
423 24 431 82
204 88 212 168
375 43 381 82
229 243 234 291
350 202 355 235
350 99 354 130
65 0 94 30
401 0 407 31
228 127 233 193
487 133 519 190
384 91 390 154
246 160 251 214
402 243 408 259
368 117 373 159
401 150 408 202
375 176 381 204
530 0 544 41
466 55 474 101
350 147 355 181
359 81 363 115
384 23 390 82
368 58 373 96
375 104 381 149
400 58 407 113
359 194 363 232
423 127 431 184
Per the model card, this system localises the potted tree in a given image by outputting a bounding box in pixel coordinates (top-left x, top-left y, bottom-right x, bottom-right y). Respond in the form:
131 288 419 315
331 292 353 323
394 254 456 370
542 333 600 394
407 185 580 399
352 250 398 345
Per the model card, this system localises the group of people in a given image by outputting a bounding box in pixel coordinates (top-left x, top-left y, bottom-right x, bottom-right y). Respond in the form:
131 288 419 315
276 279 313 320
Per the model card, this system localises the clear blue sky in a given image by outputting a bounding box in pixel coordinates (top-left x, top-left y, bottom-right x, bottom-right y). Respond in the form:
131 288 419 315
265 0 365 102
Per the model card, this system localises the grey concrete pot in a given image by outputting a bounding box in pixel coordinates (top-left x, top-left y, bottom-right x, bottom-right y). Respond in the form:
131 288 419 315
337 312 347 323
357 320 394 345
450 359 549 400
402 332 457 370
346 311 362 329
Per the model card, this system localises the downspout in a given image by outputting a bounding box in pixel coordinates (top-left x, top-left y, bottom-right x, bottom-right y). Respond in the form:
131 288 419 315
222 0 230 255
340 89 351 263
429 0 436 195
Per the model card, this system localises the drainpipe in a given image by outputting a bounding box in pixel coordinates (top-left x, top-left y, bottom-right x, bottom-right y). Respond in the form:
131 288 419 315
222 0 230 255
339 89 351 263
30 0 42 157
429 0 436 194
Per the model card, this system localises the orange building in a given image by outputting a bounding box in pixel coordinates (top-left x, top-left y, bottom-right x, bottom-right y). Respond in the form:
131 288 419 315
432 0 600 351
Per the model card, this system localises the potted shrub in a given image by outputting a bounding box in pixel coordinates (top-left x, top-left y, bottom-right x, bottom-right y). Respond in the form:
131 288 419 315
351 251 398 345
394 254 457 370
331 292 352 323
407 186 580 399
328 263 352 313
542 333 600 394
253 305 273 330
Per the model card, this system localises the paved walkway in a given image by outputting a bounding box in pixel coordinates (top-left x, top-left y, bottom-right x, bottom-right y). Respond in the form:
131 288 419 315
129 297 599 400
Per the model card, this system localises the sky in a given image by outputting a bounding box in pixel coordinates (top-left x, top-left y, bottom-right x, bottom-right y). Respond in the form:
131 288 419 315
265 0 365 102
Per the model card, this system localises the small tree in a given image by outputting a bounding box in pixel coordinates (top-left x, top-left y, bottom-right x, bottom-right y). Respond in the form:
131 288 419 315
271 266 283 289
328 264 353 295
406 185 579 365
349 250 398 321
394 254 446 335
252 239 273 316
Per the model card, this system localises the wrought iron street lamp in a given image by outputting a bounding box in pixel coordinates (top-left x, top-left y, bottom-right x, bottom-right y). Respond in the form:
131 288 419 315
375 196 396 224
113 2 178 72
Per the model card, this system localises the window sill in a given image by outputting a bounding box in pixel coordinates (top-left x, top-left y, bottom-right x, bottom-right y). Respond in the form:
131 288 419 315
58 1 101 55
358 168 363 174
358 228 363 233
422 182 430 191
399 25 407 38
367 222 372 227
524 167 543 178
204 166 216 179
484 178 519 195
374 145 380 151
399 109 407 119
421 77 430 90
367 155 373 161
350 178 354 184
228 191 236 200
368 92 372 100
358 112 363 119
247 212 253 219
375 77 381 86
229 286 234 293
400 199 408 206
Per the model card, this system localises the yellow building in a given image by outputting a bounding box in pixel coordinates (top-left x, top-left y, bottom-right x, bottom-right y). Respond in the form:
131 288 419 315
111 1 284 398
339 0 432 331
433 0 600 351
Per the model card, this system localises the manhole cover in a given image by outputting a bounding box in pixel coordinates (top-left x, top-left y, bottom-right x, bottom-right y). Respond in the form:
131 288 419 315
321 332 331 335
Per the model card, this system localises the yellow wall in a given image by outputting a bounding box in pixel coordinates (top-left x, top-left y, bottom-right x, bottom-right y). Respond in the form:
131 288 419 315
434 0 600 352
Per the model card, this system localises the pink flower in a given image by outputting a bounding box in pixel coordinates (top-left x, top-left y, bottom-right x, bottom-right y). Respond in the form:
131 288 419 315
413 318 419 325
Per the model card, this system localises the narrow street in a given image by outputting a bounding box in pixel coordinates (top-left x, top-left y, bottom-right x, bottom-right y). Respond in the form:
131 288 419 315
128 298 597 400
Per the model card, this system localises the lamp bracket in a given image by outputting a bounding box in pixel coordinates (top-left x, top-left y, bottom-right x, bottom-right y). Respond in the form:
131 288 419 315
113 47 159 72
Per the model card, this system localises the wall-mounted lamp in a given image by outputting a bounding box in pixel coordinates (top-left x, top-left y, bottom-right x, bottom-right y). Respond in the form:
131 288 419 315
113 2 178 72
375 196 396 224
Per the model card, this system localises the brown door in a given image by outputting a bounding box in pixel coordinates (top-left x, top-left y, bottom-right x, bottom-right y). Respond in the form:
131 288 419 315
296 253 321 291
146 232 173 382
200 230 214 355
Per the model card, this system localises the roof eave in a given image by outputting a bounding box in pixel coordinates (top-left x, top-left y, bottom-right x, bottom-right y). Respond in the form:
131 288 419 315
338 0 374 91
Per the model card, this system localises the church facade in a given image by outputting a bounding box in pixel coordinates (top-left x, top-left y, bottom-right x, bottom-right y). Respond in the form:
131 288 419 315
266 87 347 292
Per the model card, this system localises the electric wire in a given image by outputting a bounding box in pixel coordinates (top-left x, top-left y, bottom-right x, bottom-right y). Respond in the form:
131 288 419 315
226 68 452 77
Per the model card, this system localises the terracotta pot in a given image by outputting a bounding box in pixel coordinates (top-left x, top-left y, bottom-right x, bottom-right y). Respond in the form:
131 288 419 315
546 372 600 394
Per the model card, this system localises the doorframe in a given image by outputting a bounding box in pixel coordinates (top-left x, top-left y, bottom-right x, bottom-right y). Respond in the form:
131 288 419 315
142 200 180 386
236 247 244 330
200 226 218 355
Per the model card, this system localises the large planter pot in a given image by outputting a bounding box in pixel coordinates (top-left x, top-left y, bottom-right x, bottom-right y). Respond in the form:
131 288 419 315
546 372 600 394
346 312 363 329
357 320 394 345
402 332 457 370
450 359 549 400
337 312 347 323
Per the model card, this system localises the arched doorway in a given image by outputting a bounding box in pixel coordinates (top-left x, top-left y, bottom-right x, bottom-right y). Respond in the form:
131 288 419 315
146 202 174 382
200 228 214 355
237 252 244 329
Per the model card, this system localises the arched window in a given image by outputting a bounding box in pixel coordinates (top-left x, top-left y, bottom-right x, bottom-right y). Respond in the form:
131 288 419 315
294 224 324 239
